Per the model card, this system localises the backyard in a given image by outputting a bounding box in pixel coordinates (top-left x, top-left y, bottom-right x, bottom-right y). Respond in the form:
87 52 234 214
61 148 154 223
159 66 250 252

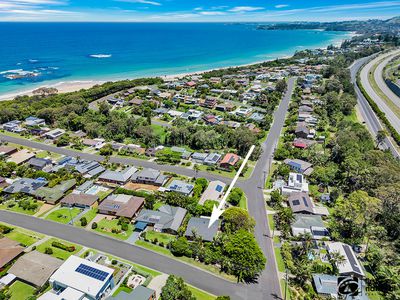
74 209 98 227
7 280 35 300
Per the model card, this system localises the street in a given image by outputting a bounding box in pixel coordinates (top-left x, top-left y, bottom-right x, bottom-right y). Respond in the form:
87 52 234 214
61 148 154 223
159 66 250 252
350 55 400 158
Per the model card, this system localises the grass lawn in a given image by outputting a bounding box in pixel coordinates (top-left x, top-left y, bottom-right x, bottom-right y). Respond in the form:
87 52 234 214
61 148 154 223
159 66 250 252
7 281 35 300
45 207 82 224
344 109 359 123
36 238 82 260
274 247 285 273
144 230 176 245
268 214 275 231
112 286 132 297
5 230 40 246
74 209 97 227
239 195 248 210
151 124 167 144
94 218 133 240
98 189 113 201
0 199 43 216
188 285 216 300
135 240 236 282
281 279 291 300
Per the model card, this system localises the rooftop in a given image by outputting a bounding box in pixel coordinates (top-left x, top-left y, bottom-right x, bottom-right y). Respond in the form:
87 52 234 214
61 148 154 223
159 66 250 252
49 255 114 299
185 217 220 242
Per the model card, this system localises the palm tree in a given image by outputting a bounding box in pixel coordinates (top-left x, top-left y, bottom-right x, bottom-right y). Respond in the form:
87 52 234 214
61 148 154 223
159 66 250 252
329 250 346 275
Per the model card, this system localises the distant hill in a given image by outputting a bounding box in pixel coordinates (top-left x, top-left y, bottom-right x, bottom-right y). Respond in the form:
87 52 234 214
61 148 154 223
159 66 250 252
257 17 400 34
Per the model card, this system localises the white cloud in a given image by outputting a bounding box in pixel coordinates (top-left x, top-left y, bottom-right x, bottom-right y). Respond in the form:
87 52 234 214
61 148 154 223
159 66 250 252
199 11 226 15
229 6 264 13
275 4 289 9
115 0 161 6
6 0 65 4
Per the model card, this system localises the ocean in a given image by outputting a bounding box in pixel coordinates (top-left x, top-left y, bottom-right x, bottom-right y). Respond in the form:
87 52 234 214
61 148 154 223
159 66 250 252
0 22 351 95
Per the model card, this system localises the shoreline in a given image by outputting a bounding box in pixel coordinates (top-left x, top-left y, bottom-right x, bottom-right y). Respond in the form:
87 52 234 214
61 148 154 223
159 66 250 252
0 32 353 101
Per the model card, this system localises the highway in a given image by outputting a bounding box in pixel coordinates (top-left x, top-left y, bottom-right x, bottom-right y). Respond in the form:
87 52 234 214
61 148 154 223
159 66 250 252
359 50 400 134
0 78 296 299
374 50 400 110
350 55 400 158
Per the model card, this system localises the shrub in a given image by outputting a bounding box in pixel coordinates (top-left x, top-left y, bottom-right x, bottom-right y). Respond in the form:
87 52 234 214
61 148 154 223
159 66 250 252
91 222 98 229
111 259 117 265
80 217 87 227
51 241 75 252
45 247 53 255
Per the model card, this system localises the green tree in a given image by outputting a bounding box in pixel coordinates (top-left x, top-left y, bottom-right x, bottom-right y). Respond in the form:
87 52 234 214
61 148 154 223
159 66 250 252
223 229 266 282
160 275 195 300
170 237 192 257
222 207 255 233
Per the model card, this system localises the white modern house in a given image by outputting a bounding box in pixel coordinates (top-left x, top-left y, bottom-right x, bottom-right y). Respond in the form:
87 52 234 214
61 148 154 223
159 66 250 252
38 255 115 300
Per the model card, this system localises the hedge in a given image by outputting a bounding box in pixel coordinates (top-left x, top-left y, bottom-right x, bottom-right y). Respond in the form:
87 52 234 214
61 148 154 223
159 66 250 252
51 241 76 252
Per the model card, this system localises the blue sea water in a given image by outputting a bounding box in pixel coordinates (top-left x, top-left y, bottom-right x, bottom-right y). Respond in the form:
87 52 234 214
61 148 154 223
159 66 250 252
0 22 351 95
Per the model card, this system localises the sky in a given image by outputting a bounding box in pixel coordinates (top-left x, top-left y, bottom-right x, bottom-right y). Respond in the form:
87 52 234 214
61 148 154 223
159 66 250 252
0 0 400 22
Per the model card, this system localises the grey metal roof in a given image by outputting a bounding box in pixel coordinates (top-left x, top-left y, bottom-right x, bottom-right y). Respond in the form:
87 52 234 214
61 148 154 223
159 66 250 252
110 286 155 300
28 157 52 168
185 217 220 242
166 180 194 195
98 166 137 183
136 205 187 232
292 214 324 229
131 168 160 181
312 274 337 295
3 178 48 195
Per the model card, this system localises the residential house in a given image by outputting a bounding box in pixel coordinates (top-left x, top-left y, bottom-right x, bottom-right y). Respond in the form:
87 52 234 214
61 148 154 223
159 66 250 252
39 255 115 300
281 172 309 196
249 112 265 123
98 194 145 219
295 122 310 139
0 237 24 269
288 192 329 216
110 286 156 300
291 214 329 240
2 120 25 133
293 138 317 149
200 97 217 109
191 152 208 163
135 205 187 234
219 153 240 170
28 157 52 170
199 180 226 205
327 242 365 279
3 178 48 195
131 168 169 186
166 180 194 196
181 109 203 121
8 251 63 287
234 107 252 117
34 179 76 204
0 146 17 157
215 103 234 112
284 158 313 175
185 217 220 242
60 193 99 209
312 274 338 298
45 128 65 140
24 116 46 127
7 149 35 165
98 166 137 185
204 153 222 166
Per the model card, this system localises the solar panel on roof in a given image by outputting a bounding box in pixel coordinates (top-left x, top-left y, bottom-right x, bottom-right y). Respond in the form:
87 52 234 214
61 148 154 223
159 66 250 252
292 199 300 206
215 185 223 192
343 245 362 273
75 264 109 281
302 197 309 207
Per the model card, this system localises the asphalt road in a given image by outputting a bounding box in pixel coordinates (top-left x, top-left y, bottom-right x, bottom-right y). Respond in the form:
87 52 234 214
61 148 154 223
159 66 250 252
0 79 296 299
350 55 400 158
374 50 400 110
360 50 400 134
